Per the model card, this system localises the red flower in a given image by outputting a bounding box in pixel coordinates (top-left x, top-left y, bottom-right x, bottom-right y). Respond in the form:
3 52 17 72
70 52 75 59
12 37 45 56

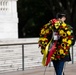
52 19 58 22
56 55 60 59
66 46 69 49
59 26 63 28
45 40 48 42
51 19 58 26
63 42 67 44
58 45 62 48
68 36 73 39
65 52 68 55
44 35 47 38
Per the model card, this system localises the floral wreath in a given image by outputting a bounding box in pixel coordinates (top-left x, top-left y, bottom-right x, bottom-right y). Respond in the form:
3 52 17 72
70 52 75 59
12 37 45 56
38 19 74 60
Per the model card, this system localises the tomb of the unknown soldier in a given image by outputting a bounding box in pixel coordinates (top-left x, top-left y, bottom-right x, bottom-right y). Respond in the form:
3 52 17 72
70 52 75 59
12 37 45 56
0 0 18 39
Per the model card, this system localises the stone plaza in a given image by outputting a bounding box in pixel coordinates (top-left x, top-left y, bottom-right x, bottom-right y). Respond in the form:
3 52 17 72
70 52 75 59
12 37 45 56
0 38 76 74
0 62 76 75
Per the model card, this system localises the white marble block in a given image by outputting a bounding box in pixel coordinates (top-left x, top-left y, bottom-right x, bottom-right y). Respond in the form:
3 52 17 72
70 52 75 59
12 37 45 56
0 0 18 39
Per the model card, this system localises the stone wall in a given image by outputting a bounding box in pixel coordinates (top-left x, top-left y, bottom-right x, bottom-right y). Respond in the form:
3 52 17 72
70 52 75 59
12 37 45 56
0 0 18 39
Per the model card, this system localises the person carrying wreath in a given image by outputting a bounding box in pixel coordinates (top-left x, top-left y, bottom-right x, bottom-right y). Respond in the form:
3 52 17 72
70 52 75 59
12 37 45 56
38 12 75 75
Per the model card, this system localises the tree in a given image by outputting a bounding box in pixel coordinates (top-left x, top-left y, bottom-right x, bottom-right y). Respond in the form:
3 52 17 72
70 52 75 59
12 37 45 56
17 0 76 39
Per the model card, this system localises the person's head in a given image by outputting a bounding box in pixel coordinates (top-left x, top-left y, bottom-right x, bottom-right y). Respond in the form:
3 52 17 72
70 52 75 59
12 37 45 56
56 13 66 22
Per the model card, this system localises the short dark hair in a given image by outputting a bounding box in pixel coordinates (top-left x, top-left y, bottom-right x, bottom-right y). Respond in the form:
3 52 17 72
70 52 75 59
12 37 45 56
56 13 66 19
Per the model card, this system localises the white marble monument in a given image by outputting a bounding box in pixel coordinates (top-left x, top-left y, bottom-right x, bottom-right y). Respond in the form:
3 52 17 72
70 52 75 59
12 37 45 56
0 0 18 39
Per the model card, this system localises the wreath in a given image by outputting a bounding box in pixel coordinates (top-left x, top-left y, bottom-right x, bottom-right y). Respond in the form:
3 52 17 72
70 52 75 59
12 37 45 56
38 19 74 61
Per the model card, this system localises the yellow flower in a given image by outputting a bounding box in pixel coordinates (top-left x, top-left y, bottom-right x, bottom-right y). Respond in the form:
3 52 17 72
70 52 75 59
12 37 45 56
42 42 44 44
67 40 72 45
59 30 64 35
64 47 66 49
63 53 66 55
67 31 71 35
39 38 48 41
61 43 66 50
62 23 66 27
45 42 47 45
52 54 55 56
66 49 68 51
59 30 67 37
55 21 60 29
41 29 45 34
49 26 52 29
46 29 49 34
62 33 67 37
67 44 70 46
62 38 67 42
51 57 55 60
59 49 64 54
65 27 68 30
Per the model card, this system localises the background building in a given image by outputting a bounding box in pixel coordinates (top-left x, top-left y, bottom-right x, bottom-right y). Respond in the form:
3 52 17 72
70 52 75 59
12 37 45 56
0 0 18 39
